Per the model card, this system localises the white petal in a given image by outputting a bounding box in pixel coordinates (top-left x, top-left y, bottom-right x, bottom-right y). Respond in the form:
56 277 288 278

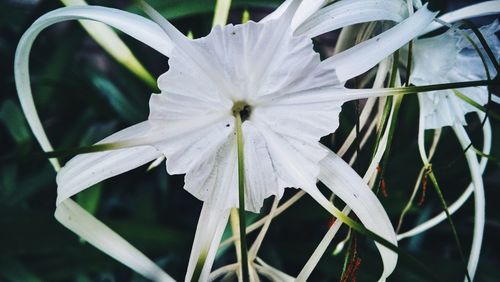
297 204 351 281
161 116 235 175
185 203 231 282
418 91 469 129
242 123 279 212
213 118 328 212
253 93 343 147
252 120 325 189
260 0 327 30
492 94 500 104
259 0 292 23
317 150 398 281
141 2 238 101
162 19 316 103
452 125 485 281
55 199 174 282
424 1 500 34
295 0 407 38
397 115 492 240
15 6 171 169
321 5 437 82
255 258 294 282
185 138 237 281
56 122 161 204
159 5 339 105
240 22 339 101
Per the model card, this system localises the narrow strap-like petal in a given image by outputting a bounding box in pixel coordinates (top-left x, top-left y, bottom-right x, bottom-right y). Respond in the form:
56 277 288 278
315 150 398 281
260 0 328 30
424 1 500 34
298 93 399 281
15 6 171 169
321 4 437 82
55 199 174 282
185 203 231 282
56 122 162 204
295 0 407 38
254 258 294 282
451 124 485 281
397 115 491 240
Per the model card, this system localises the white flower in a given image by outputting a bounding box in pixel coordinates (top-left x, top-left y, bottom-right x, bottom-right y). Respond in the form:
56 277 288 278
397 4 499 280
15 0 437 281
412 20 499 129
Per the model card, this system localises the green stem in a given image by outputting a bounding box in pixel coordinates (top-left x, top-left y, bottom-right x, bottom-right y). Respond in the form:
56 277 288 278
372 97 393 159
347 79 498 102
374 95 403 195
400 80 495 94
454 90 500 121
425 166 472 282
235 113 250 282
191 251 208 282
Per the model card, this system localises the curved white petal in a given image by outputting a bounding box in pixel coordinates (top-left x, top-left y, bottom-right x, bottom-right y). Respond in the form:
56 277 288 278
15 6 171 169
322 5 437 82
397 115 491 240
424 1 500 34
297 204 350 281
56 122 161 204
185 203 231 282
260 0 327 30
316 150 398 281
492 94 500 103
452 124 485 281
295 0 407 38
255 258 294 282
55 199 174 282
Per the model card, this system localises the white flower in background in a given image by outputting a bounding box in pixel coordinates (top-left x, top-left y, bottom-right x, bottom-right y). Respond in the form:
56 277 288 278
396 3 499 280
412 20 499 129
15 0 438 281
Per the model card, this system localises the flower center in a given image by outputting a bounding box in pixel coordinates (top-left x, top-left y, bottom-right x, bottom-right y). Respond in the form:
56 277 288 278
232 101 252 121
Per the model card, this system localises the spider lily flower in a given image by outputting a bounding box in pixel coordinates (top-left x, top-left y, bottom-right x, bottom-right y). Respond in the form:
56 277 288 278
15 0 438 280
399 15 499 281
412 20 499 130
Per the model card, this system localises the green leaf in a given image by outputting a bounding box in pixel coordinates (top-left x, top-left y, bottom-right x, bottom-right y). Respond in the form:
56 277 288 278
0 258 43 282
89 74 143 123
0 100 31 146
129 0 281 20
61 0 157 88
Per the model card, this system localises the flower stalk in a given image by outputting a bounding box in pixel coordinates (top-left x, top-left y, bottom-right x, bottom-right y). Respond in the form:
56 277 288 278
235 110 250 282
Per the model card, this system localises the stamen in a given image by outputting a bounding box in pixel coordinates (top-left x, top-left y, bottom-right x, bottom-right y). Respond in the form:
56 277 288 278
418 173 428 206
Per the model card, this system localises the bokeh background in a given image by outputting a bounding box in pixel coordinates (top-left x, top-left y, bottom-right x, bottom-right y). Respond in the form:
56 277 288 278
1 0 499 281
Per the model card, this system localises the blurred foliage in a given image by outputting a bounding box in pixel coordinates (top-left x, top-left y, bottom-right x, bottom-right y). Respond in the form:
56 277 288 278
0 0 499 281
